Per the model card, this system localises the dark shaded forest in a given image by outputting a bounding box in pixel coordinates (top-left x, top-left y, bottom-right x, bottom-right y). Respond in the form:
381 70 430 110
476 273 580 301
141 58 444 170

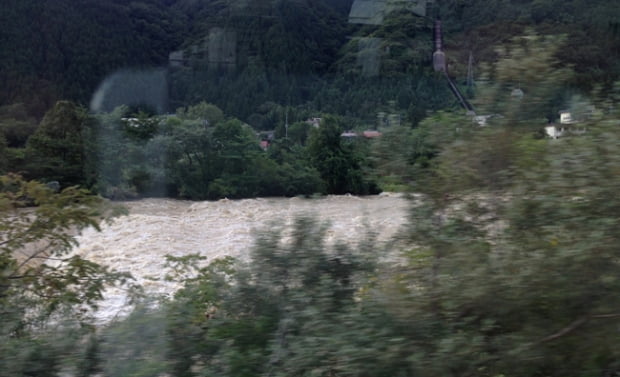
1 0 618 118
1 0 619 199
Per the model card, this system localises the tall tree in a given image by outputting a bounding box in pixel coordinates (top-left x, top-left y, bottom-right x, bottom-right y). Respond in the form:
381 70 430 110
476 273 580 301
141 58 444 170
307 115 378 195
26 101 92 187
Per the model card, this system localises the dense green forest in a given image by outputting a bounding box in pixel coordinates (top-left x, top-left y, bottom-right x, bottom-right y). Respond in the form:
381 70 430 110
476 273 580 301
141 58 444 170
1 0 618 120
2 0 620 376
1 0 619 199
3 99 379 199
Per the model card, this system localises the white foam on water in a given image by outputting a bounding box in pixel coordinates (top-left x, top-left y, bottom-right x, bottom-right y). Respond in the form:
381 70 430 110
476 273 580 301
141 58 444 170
72 195 410 322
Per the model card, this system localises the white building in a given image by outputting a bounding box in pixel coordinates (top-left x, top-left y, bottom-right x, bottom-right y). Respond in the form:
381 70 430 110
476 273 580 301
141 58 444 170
544 110 586 139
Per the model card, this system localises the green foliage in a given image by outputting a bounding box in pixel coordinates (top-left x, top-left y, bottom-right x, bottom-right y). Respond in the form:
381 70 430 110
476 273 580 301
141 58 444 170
0 174 128 376
81 104 353 200
176 101 225 125
0 103 38 148
474 32 574 124
69 105 620 376
121 112 160 141
307 115 380 195
339 9 432 77
169 117 269 199
371 111 473 190
155 216 381 377
25 101 92 187
95 305 169 377
1 0 617 128
0 134 7 174
0 0 188 116
4 2 620 376
275 121 313 145
385 90 620 375
0 174 128 314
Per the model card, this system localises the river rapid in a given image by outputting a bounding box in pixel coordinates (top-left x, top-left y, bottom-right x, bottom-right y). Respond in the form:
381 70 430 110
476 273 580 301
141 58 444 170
72 193 411 322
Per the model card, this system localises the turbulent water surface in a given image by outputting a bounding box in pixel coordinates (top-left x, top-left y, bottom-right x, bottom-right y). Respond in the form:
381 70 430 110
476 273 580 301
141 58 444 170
73 193 411 322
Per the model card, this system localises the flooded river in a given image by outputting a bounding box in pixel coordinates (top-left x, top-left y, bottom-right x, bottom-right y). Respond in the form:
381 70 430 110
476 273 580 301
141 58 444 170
73 193 411 322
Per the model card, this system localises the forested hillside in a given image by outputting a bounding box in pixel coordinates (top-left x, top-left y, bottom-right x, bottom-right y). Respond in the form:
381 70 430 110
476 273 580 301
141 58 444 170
0 0 619 198
0 0 188 117
2 0 617 120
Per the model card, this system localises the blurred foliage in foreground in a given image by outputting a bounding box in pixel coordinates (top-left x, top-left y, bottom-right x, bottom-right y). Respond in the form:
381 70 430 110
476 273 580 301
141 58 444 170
91 99 620 377
0 174 129 377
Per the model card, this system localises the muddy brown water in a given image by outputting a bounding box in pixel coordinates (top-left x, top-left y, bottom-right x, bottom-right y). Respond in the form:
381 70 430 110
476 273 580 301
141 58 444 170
70 194 411 322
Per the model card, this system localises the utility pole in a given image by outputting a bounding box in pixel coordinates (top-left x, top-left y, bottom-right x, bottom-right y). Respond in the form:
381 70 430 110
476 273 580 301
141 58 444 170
285 107 289 140
467 51 474 89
